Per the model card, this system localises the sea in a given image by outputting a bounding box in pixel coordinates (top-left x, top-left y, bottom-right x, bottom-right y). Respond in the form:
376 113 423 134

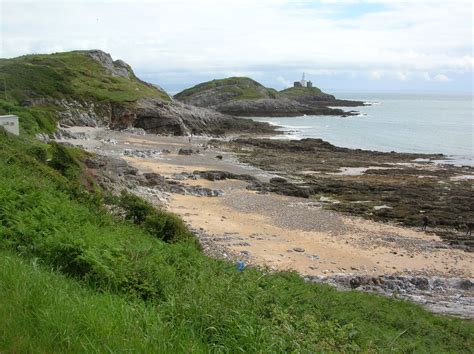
253 93 473 166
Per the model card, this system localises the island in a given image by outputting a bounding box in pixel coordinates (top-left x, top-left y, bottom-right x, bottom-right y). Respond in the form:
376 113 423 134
174 74 366 117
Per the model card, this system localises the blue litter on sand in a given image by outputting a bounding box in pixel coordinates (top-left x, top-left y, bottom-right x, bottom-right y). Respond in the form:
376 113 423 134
236 261 245 272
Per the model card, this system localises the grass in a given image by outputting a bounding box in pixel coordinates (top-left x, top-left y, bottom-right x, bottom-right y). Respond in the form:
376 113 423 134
279 85 326 97
0 50 171 136
174 77 278 102
1 130 473 351
0 50 170 106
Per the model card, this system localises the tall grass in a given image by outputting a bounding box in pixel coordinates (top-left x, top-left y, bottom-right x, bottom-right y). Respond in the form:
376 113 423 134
0 130 473 352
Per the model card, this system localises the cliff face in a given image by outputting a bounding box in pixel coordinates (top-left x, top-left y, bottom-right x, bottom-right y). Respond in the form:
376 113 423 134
174 78 365 117
0 50 273 135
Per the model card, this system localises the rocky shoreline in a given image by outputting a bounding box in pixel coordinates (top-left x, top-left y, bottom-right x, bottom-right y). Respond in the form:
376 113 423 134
53 127 474 319
215 138 474 251
174 77 366 117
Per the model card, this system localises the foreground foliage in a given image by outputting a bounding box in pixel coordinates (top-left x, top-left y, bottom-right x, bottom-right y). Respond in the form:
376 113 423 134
0 130 473 352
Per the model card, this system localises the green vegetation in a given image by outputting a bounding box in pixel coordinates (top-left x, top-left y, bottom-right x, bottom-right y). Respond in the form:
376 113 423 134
279 85 326 97
0 51 170 104
0 51 170 136
0 129 473 352
175 77 278 102
0 99 58 135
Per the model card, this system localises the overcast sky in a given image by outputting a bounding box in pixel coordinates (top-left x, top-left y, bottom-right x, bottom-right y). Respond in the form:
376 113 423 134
1 0 472 94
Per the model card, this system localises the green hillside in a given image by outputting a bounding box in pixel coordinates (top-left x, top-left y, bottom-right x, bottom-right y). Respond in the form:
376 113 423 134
0 50 171 135
279 85 334 100
0 129 473 352
175 77 278 102
279 86 323 96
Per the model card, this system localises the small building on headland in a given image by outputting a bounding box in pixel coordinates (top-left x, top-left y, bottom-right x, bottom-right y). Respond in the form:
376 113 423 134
0 115 19 136
293 73 313 88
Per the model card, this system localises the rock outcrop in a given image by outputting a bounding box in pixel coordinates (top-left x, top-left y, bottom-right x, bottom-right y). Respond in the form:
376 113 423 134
1 50 274 136
175 77 365 117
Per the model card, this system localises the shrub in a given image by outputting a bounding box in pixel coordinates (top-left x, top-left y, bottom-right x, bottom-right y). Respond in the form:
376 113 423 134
118 191 196 244
48 141 82 177
26 145 48 162
144 212 194 244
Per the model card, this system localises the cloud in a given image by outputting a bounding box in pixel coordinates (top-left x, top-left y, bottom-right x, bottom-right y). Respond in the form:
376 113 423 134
370 71 383 80
396 72 409 81
432 74 451 82
0 0 471 92
276 76 293 88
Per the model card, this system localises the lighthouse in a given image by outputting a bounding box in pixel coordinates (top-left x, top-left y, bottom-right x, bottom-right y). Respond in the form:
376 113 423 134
293 73 313 88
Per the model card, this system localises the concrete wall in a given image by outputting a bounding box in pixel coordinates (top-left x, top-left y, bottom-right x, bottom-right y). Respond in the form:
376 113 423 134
0 115 19 136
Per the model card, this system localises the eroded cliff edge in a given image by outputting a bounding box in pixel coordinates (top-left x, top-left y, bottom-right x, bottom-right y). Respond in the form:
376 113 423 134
0 50 274 135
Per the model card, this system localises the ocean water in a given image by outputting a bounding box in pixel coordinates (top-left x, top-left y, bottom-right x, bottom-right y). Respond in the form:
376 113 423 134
253 93 473 166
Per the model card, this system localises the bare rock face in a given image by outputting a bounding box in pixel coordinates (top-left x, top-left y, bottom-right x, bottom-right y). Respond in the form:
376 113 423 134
214 98 351 117
18 50 274 136
56 99 110 127
87 50 132 79
107 98 275 136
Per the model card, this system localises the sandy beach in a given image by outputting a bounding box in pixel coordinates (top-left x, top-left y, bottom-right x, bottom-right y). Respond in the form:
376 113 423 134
58 126 474 317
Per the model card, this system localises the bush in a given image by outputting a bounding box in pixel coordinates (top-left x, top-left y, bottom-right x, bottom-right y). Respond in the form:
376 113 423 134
118 191 195 244
26 144 48 162
144 212 194 244
48 141 82 177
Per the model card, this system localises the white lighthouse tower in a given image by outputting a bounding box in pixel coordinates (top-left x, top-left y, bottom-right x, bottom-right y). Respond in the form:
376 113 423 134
293 73 313 88
300 72 307 87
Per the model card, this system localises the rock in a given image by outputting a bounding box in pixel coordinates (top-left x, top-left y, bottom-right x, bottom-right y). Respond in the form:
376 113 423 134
87 49 132 79
142 173 166 186
36 133 50 143
178 148 194 155
194 170 257 182
411 277 430 290
123 149 161 159
459 279 473 290
129 97 275 136
174 77 364 117
121 127 146 135
293 247 305 253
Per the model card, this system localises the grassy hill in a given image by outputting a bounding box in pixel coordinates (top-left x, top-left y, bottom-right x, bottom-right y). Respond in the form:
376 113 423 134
0 129 473 351
0 50 169 104
0 50 170 135
279 86 335 101
174 77 278 104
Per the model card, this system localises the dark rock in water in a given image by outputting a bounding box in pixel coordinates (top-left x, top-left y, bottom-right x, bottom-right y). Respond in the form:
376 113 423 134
216 155 223 160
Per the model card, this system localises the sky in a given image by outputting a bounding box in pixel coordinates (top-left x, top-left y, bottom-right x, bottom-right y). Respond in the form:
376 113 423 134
1 0 473 94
